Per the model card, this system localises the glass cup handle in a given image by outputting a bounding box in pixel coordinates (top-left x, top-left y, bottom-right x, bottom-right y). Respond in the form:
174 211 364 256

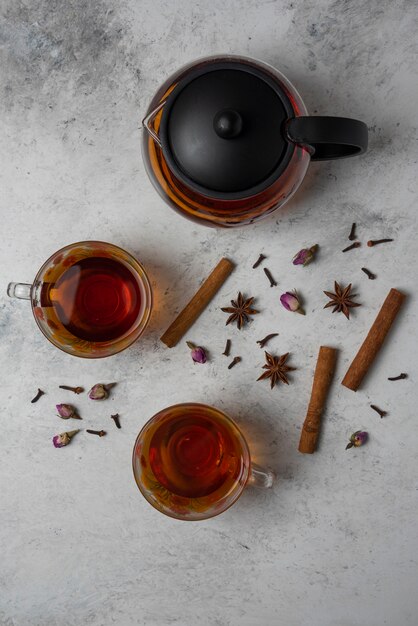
248 462 274 489
7 283 32 300
142 100 167 148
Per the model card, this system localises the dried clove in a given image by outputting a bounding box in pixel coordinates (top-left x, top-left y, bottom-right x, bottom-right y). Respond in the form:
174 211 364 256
228 356 241 369
367 239 394 247
348 223 357 241
257 333 279 348
252 254 266 269
388 373 407 381
370 404 387 418
361 267 376 280
342 242 361 253
263 267 277 287
59 385 84 394
110 413 121 429
222 339 231 356
86 429 107 437
31 388 45 403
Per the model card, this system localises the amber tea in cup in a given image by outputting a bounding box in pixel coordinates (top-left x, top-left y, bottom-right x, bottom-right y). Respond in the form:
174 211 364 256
7 241 152 358
133 403 274 520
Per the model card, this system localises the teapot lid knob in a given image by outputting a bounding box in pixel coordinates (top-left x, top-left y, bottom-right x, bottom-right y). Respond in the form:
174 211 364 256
213 109 243 139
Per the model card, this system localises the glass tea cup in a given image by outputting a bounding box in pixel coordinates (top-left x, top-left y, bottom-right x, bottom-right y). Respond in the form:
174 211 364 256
7 241 152 358
132 403 274 521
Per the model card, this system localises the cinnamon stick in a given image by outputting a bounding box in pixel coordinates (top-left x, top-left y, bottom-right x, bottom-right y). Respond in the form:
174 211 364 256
342 288 406 391
298 346 338 454
160 258 235 348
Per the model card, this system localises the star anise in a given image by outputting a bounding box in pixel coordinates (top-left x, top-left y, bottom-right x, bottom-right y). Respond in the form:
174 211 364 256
257 352 296 389
323 282 361 320
221 292 259 330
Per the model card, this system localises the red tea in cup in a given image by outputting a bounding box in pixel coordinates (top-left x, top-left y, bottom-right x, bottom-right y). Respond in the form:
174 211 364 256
8 241 152 358
51 256 143 342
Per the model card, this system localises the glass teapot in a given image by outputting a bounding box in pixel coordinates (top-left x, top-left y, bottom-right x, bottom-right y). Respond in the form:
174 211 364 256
142 54 368 228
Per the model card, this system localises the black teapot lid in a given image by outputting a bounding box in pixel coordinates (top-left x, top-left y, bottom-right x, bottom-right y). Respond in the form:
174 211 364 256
159 61 295 199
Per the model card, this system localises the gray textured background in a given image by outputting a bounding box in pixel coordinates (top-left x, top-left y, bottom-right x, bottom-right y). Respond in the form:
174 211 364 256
1 1 418 625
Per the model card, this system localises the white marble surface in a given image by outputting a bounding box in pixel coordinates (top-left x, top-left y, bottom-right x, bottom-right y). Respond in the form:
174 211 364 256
1 1 418 624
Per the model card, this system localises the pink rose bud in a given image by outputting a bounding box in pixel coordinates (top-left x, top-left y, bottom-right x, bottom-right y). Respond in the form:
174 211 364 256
56 403 81 419
280 290 305 315
88 383 116 400
52 429 80 448
186 341 207 364
346 430 368 450
292 244 318 267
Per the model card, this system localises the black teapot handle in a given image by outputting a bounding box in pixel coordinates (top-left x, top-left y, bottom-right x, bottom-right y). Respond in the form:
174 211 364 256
286 116 368 161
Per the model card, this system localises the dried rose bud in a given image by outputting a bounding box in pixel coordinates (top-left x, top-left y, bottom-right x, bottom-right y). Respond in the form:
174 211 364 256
346 431 368 450
293 244 318 267
186 341 207 364
280 290 305 315
88 383 116 400
56 403 81 419
52 429 80 448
